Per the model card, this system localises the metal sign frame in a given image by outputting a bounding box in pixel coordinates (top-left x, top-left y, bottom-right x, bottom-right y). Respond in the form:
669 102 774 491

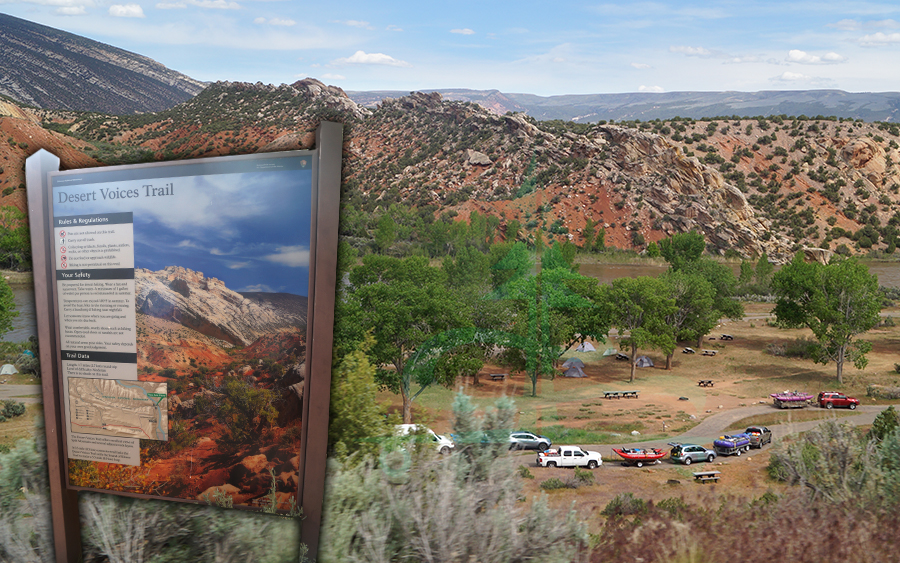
26 121 342 562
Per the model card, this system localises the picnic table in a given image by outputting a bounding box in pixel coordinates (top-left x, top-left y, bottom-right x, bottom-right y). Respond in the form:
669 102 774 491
603 390 639 399
489 373 507 381
682 347 695 354
702 349 717 356
693 470 721 484
698 379 714 387
615 353 629 361
720 334 734 341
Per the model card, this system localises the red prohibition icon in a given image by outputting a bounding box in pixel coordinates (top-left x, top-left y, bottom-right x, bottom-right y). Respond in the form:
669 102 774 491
59 230 66 238
60 246 67 254
61 262 68 269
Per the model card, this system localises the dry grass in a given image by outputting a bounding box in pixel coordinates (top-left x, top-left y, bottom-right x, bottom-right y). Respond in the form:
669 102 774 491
0 403 42 448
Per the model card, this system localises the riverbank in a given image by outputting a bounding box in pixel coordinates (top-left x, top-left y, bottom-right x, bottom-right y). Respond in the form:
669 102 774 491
1 269 33 286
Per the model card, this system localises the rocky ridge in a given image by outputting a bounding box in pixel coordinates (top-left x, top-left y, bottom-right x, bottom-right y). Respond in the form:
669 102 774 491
3 79 900 260
0 13 205 114
135 266 307 347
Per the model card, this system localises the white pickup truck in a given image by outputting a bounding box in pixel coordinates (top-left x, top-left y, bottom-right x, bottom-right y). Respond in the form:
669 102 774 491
536 446 602 469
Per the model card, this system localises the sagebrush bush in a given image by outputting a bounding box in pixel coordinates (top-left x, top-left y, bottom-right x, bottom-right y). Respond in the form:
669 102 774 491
318 392 588 563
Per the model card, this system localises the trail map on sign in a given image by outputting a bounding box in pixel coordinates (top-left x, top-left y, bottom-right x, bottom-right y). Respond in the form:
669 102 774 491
69 378 168 441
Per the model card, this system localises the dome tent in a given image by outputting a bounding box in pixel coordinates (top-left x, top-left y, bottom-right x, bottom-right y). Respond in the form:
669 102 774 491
635 356 654 368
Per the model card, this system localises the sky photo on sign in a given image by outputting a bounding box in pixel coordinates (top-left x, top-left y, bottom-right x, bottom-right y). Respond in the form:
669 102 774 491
2 1 900 95
52 169 312 296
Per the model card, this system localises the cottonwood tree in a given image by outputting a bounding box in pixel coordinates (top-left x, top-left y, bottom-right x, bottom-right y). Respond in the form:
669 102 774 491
659 270 716 370
343 255 464 423
772 255 881 384
658 230 705 271
599 276 676 383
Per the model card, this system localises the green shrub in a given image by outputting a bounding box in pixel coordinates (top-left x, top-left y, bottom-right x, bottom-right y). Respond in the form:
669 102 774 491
540 477 569 491
573 466 594 486
601 492 647 517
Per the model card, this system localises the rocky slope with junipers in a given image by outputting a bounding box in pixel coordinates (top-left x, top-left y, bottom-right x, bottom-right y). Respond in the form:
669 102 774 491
0 13 205 114
2 78 900 261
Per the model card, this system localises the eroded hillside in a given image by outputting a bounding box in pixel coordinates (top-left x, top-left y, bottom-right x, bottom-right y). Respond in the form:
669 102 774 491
1 81 899 261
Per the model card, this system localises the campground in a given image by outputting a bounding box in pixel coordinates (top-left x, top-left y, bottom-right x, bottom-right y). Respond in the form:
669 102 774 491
381 301 900 531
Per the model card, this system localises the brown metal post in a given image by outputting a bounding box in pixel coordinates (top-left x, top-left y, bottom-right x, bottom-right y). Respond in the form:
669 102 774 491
25 150 83 563
297 121 342 560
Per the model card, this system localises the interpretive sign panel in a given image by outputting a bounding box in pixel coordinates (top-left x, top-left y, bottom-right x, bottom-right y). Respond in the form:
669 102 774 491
27 123 342 561
47 151 318 511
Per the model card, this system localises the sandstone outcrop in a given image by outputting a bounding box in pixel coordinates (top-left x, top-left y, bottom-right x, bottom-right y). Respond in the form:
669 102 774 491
135 266 307 347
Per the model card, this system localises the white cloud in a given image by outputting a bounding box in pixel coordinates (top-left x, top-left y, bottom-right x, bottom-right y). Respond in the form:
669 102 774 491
669 45 713 57
333 50 411 67
638 85 664 93
787 49 845 64
835 19 900 31
772 71 811 82
227 261 251 269
631 62 651 69
1 0 95 6
240 284 275 293
831 19 861 31
109 4 144 17
177 240 200 249
451 28 475 35
386 24 403 32
156 2 186 7
263 245 310 267
187 0 240 8
333 20 373 29
254 17 295 26
860 32 900 46
56 6 86 14
322 73 345 80
725 55 761 64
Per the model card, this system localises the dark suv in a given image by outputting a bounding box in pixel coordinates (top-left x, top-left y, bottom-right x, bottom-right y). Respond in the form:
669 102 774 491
817 391 859 410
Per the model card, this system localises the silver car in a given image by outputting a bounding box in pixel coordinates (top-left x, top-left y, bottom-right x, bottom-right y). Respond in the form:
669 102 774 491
509 432 551 451
669 442 716 465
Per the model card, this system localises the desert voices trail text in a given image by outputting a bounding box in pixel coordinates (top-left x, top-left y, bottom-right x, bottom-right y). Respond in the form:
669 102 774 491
57 183 175 203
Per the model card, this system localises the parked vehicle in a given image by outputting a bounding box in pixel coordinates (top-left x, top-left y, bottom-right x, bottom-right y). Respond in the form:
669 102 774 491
509 431 551 451
669 443 716 465
817 391 859 410
745 426 772 448
536 446 602 468
613 447 666 467
713 434 751 456
395 424 454 454
771 391 813 409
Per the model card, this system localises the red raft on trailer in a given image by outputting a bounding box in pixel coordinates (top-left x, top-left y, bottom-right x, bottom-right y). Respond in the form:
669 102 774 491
613 447 667 467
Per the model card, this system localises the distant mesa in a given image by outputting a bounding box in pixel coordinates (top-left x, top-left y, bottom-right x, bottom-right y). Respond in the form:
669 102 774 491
135 266 307 347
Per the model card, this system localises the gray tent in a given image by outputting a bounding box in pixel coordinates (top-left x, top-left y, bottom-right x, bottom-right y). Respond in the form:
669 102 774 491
563 365 587 378
635 356 654 368
561 357 585 369
576 341 596 352
602 348 617 357
0 364 17 375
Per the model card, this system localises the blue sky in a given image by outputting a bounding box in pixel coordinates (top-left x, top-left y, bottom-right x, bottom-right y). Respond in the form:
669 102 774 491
52 168 312 296
3 1 900 95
